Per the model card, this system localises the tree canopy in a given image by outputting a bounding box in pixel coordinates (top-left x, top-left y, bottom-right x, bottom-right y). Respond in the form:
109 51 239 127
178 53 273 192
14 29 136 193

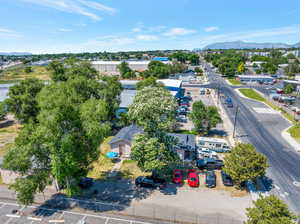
128 87 177 133
223 143 268 187
188 100 221 134
136 77 164 90
4 61 121 205
131 133 178 172
5 78 45 123
245 195 296 224
117 61 136 79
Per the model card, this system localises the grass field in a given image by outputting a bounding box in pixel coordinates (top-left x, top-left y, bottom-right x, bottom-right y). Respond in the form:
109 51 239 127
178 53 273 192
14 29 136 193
119 160 150 180
87 136 115 180
238 88 266 102
0 120 21 157
0 65 51 81
227 78 242 85
288 123 300 144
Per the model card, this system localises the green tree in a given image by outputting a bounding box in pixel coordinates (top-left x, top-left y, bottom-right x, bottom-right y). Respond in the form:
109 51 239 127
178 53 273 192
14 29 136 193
5 78 45 123
237 62 246 74
117 61 135 79
24 66 32 73
223 143 268 187
245 195 297 224
128 87 177 133
0 102 7 120
47 60 66 81
283 84 295 94
255 69 262 74
136 77 164 90
3 64 121 205
188 100 221 133
131 133 178 171
194 67 203 75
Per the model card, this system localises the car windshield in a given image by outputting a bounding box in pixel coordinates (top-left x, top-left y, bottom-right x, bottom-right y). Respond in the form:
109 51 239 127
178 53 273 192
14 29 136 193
190 177 197 181
175 174 181 178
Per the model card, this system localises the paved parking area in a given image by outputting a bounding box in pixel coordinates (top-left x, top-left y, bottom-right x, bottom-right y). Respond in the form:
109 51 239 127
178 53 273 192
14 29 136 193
0 202 152 224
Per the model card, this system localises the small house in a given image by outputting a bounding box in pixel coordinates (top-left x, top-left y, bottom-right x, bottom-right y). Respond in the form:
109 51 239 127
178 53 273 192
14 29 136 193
109 125 196 161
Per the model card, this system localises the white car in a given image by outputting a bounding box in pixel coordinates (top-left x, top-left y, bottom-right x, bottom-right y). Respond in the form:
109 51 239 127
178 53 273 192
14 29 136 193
291 106 300 112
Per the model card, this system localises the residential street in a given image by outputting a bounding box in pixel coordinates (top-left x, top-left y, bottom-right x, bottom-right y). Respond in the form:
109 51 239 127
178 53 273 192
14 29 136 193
201 67 300 214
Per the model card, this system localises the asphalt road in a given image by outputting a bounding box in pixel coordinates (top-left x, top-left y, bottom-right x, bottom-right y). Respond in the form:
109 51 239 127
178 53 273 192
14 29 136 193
198 65 300 214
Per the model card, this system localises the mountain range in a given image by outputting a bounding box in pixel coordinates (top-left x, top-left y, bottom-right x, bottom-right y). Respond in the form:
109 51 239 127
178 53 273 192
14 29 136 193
203 41 300 50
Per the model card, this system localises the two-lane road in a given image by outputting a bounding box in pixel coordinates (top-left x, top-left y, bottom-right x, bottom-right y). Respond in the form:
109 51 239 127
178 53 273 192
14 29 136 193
201 69 300 214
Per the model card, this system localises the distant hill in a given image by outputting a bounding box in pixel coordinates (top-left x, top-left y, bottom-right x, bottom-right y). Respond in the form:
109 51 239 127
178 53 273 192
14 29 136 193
202 41 300 50
0 52 32 56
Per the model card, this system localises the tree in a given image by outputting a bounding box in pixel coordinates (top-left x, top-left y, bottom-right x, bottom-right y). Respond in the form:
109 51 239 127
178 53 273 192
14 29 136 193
0 102 7 120
223 143 268 187
3 63 121 205
47 60 66 81
237 62 246 74
24 66 32 73
245 195 296 224
194 67 203 75
188 100 221 133
128 87 177 133
255 69 262 74
117 61 135 79
5 79 45 123
136 77 164 90
284 84 295 94
131 133 178 171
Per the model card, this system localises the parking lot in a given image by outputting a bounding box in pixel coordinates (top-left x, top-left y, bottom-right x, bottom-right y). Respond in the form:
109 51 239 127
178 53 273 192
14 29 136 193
0 201 152 224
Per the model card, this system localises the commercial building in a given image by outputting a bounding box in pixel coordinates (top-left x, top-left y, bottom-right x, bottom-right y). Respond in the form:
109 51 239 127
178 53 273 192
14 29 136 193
237 75 274 83
91 60 171 75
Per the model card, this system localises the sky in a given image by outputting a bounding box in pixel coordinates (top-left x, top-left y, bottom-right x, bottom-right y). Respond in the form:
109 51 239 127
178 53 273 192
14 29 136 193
1 0 300 54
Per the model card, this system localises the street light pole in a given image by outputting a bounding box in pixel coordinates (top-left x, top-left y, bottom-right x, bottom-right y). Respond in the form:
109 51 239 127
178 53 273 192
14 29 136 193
233 105 239 138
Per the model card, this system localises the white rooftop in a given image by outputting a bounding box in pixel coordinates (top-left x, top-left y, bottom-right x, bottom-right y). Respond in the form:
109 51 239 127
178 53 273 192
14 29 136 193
91 60 151 65
157 79 182 88
196 136 228 144
238 75 273 79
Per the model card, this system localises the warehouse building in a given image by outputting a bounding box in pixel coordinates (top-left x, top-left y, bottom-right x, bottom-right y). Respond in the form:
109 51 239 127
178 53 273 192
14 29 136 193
91 60 171 75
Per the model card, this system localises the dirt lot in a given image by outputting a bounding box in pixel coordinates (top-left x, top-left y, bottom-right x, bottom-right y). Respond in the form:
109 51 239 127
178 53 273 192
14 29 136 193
0 117 20 157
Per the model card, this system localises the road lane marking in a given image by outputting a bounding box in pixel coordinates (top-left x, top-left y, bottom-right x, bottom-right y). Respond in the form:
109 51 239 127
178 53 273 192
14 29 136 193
293 181 300 187
252 107 279 114
27 217 42 221
274 185 281 190
49 220 64 223
6 214 20 218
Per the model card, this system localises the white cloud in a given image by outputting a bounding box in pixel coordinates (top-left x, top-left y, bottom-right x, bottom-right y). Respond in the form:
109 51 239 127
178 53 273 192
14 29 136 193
0 28 21 38
132 27 142 33
204 26 219 32
21 0 115 21
136 35 159 41
163 27 197 36
58 28 72 32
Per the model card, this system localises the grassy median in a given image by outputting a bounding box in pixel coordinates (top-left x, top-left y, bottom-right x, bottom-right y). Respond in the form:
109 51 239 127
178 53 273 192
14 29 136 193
238 88 300 143
227 78 242 85
238 88 265 102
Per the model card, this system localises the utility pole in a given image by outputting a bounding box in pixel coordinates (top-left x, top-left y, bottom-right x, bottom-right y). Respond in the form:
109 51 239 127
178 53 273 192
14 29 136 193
233 105 239 138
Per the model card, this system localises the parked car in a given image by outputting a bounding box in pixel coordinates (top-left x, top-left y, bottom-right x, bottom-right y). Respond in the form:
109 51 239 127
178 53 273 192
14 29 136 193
221 171 234 186
196 158 224 170
291 106 299 112
176 115 187 123
276 88 283 94
79 177 94 189
200 88 206 95
187 169 199 187
135 176 166 189
172 169 183 184
180 102 190 107
197 148 218 159
205 170 216 188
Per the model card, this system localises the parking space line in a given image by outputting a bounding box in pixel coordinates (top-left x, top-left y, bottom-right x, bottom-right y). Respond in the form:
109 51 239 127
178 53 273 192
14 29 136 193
6 214 20 218
0 201 153 224
104 217 109 224
27 216 42 221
